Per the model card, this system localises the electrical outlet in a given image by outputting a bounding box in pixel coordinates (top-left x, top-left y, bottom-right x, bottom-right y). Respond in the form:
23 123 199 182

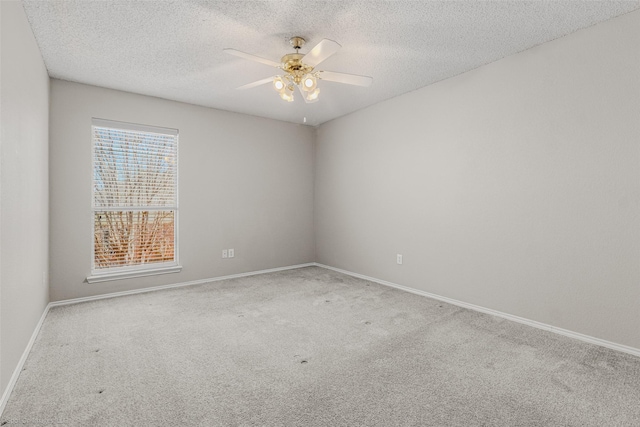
397 254 403 265
228 248 235 258
222 249 228 259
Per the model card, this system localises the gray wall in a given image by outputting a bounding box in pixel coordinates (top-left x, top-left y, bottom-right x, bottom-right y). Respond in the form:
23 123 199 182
0 1 50 394
49 80 315 301
315 10 640 349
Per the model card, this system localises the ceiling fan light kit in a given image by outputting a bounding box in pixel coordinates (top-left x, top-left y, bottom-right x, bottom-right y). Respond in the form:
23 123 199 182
224 36 372 104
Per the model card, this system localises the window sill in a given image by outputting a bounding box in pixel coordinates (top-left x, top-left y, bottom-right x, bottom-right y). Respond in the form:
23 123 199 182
86 265 182 284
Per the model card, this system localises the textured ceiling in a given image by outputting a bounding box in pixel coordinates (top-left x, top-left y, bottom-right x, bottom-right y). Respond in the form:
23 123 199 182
21 0 640 126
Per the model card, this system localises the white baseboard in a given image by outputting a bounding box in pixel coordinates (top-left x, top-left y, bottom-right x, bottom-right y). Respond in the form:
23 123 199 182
314 263 640 358
0 303 51 417
0 262 315 416
50 263 316 307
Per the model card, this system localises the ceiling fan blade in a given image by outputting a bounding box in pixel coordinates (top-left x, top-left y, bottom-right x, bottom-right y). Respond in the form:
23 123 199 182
302 39 341 68
318 70 373 87
223 48 281 68
237 76 275 90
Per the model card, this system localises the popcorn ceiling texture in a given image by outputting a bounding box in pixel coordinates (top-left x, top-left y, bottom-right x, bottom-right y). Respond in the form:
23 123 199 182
21 0 640 125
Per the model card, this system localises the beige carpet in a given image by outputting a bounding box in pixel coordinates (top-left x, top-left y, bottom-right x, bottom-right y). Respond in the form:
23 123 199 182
2 266 639 426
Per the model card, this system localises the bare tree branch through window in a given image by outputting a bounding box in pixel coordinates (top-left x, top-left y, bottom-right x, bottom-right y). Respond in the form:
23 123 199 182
92 121 178 271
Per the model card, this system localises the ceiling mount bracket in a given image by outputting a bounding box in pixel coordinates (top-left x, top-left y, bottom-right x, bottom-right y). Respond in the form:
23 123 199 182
289 36 306 50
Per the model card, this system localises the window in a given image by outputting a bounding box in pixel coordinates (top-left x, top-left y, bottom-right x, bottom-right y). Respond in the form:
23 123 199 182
87 118 180 283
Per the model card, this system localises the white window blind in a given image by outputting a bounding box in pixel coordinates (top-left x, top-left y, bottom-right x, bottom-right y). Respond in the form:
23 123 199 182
91 118 179 277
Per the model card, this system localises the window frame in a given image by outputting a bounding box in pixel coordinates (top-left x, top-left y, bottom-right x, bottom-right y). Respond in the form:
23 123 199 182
87 118 181 283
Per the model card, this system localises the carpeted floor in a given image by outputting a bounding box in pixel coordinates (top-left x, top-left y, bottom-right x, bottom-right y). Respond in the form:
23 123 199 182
2 266 640 426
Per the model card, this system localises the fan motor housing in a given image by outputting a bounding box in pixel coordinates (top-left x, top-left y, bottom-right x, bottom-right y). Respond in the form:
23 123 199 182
281 53 313 84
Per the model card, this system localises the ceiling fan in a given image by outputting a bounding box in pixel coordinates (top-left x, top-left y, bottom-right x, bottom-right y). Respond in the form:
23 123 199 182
224 37 373 103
